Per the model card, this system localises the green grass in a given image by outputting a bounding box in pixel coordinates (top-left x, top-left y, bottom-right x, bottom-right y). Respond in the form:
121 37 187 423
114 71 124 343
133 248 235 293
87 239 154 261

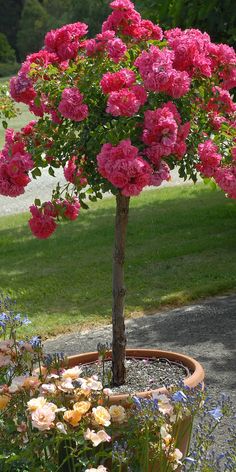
0 184 236 338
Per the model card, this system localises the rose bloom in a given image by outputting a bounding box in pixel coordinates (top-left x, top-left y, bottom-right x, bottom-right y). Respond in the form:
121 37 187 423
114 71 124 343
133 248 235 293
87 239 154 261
0 354 12 368
85 466 107 472
73 401 91 414
109 404 126 423
61 366 83 380
84 428 111 447
63 409 82 427
0 394 10 410
92 406 111 426
153 393 174 415
31 405 56 431
27 396 47 412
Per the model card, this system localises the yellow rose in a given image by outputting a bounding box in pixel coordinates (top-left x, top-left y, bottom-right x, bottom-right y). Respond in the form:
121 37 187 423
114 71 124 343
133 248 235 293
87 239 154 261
0 394 10 410
92 406 111 427
73 401 91 414
109 405 126 423
63 409 82 427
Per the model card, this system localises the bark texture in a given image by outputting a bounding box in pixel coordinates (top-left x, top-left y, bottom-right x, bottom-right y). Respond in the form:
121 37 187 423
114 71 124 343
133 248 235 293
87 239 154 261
112 193 130 386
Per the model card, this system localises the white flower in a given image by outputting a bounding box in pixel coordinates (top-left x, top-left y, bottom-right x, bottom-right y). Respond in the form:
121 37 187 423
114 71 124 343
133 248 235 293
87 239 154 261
58 379 75 392
85 466 107 472
56 422 67 434
82 377 103 391
109 405 126 423
153 393 173 415
41 383 57 394
61 366 83 380
169 448 183 469
84 428 111 447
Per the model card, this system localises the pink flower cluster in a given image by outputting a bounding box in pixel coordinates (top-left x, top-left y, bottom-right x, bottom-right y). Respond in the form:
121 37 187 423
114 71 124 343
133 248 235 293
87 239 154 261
10 50 59 107
29 198 81 239
58 88 88 122
101 69 146 117
100 69 136 94
214 166 236 199
84 30 127 63
97 139 152 196
0 131 33 197
64 157 88 187
102 0 163 41
196 140 222 177
166 28 236 89
135 46 191 98
142 102 190 163
45 22 88 61
196 140 236 200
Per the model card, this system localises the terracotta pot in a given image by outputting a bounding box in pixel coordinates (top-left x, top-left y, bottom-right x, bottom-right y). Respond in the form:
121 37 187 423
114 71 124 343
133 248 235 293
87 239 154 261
67 349 205 471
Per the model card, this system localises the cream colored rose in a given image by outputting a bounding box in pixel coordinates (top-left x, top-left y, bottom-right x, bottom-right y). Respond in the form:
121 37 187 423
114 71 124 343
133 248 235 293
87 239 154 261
109 405 126 423
85 466 107 472
155 394 173 416
61 366 83 380
84 428 111 447
63 409 82 427
31 405 56 431
0 394 10 410
27 397 47 412
73 401 91 414
92 406 111 427
169 448 183 470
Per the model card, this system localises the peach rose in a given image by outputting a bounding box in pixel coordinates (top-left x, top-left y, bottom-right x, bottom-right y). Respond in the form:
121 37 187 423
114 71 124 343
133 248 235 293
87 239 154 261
92 406 111 427
73 401 91 414
0 394 10 410
63 409 82 427
31 405 56 431
0 354 12 368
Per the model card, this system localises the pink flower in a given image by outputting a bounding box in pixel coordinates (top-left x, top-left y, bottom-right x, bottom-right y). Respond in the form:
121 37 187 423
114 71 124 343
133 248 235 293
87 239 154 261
29 205 57 239
58 88 88 122
100 69 136 94
150 161 171 187
107 37 127 63
110 0 135 10
31 405 56 431
97 139 152 196
45 22 88 61
102 8 141 38
196 140 222 177
106 88 143 116
142 106 178 157
10 73 36 105
135 46 191 97
60 198 81 221
64 157 87 186
135 20 163 41
215 166 236 199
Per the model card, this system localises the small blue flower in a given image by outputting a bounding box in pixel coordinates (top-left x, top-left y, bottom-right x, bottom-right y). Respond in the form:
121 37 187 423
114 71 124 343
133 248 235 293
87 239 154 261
172 390 188 403
29 336 41 348
208 406 223 421
22 317 31 325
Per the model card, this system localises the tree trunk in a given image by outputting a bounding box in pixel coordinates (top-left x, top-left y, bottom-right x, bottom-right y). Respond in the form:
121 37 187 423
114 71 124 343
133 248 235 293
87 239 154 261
112 192 130 386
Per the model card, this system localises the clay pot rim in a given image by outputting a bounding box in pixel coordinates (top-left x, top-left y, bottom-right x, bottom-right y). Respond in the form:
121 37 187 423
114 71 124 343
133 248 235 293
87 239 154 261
68 348 205 404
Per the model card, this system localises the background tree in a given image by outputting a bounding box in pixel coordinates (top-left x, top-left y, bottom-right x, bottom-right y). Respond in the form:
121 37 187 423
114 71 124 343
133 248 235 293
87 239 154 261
68 0 110 37
0 33 16 64
0 0 24 61
17 0 50 60
136 0 236 46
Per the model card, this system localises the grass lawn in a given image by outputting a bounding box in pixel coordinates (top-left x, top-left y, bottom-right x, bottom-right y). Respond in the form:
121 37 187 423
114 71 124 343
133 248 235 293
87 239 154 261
0 102 33 148
0 184 236 338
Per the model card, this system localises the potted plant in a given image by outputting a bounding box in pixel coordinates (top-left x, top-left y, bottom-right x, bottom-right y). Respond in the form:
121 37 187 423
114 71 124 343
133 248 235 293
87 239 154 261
0 0 235 462
0 299 235 471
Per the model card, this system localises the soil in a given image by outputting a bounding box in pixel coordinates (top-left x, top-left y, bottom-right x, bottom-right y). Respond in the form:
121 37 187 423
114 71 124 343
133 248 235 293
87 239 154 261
80 357 189 394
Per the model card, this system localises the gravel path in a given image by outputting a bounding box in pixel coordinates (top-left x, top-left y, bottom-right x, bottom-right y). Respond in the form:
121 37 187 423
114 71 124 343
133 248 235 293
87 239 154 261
0 168 194 216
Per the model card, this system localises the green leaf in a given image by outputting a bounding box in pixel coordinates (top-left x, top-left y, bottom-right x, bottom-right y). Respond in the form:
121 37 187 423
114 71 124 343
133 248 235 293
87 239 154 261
2 120 8 129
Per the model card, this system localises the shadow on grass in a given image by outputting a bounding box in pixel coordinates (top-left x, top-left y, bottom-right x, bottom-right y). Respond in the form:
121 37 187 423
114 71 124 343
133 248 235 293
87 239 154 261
0 184 236 339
